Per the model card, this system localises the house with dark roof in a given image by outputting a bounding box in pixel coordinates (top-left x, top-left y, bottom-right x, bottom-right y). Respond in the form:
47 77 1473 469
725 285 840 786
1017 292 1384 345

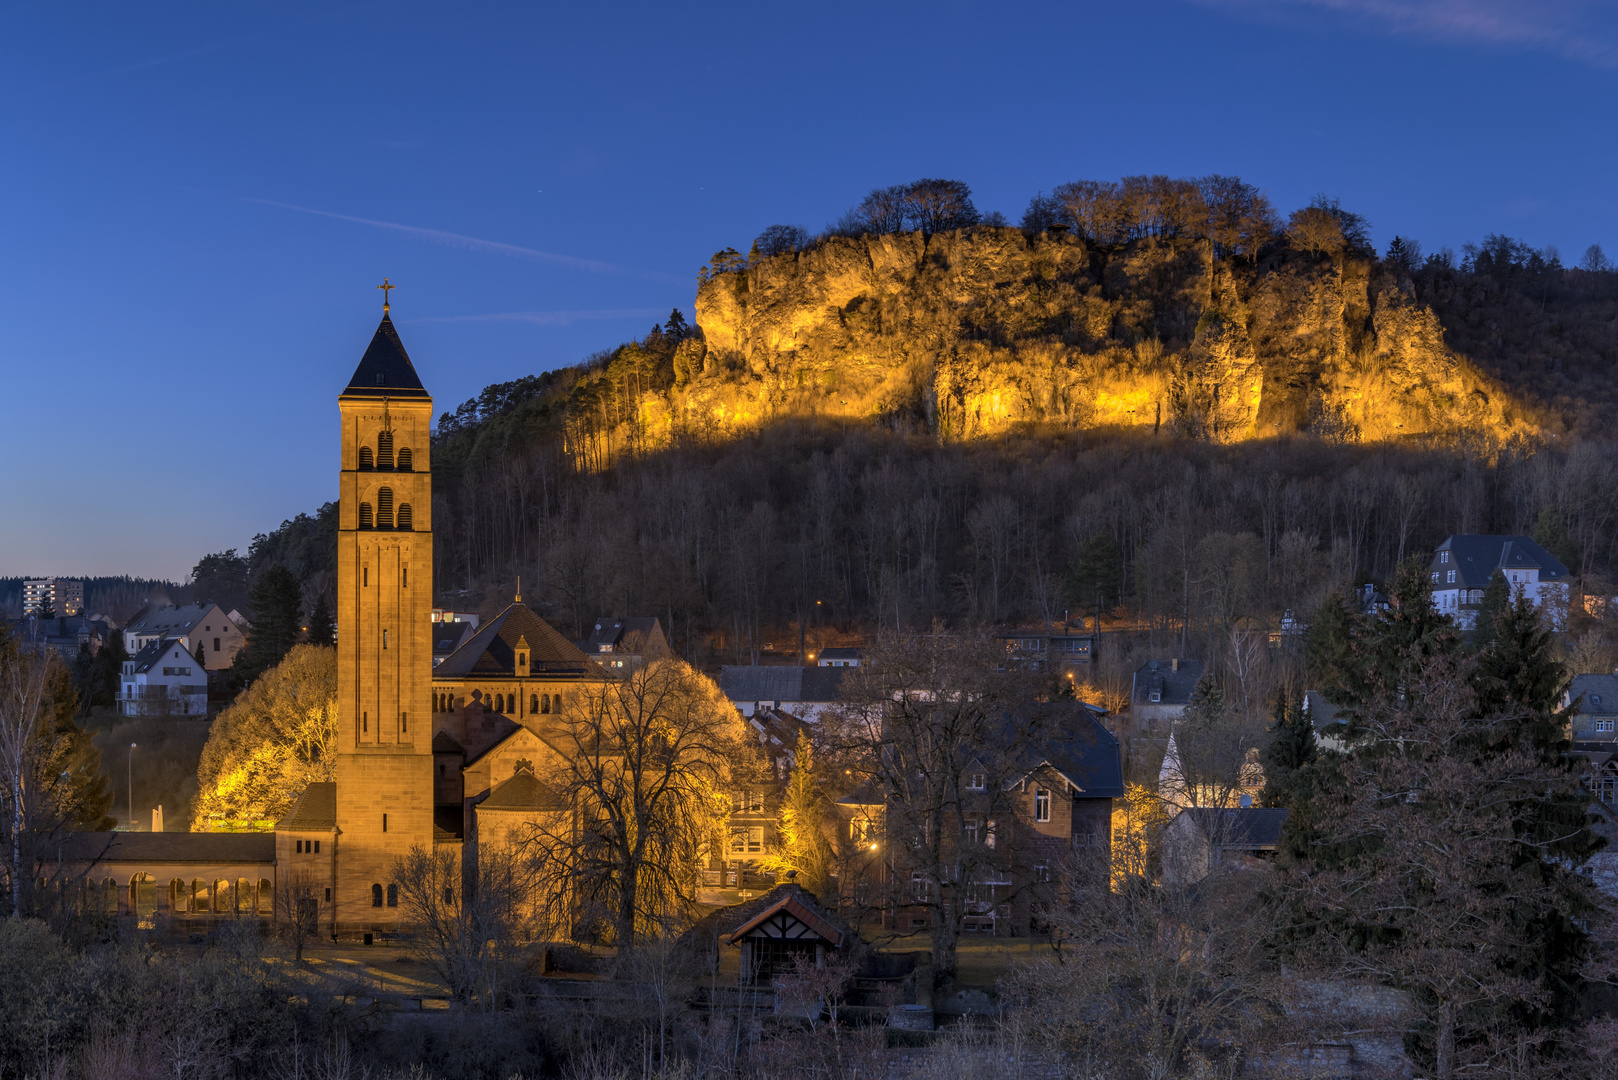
1430 534 1571 630
124 602 244 672
1162 806 1289 886
841 701 1124 937
996 630 1096 672
1131 659 1205 727
1565 673 1618 746
119 638 208 716
577 616 669 674
718 665 850 721
815 647 862 668
6 613 116 661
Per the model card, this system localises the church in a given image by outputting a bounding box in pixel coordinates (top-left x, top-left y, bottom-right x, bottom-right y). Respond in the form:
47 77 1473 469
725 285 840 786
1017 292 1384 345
62 298 608 932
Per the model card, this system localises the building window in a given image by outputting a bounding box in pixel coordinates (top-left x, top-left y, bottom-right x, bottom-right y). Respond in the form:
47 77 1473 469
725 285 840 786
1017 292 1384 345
1431 572 1439 583
967 773 985 791
377 487 394 529
378 430 394 469
850 817 871 843
1440 551 1449 563
963 819 979 844
911 873 931 902
324 888 331 902
553 692 563 710
1033 864 1050 882
1447 570 1456 583
387 884 398 907
1598 719 1614 733
296 840 303 854
1035 788 1051 822
363 711 368 732
494 694 505 713
530 694 539 713
371 884 383 907
313 839 320 854
541 694 550 714
748 827 764 853
398 503 413 531
382 813 388 833
360 503 374 529
730 828 746 854
400 712 407 733
397 447 413 471
363 567 369 587
402 568 408 587
359 446 374 470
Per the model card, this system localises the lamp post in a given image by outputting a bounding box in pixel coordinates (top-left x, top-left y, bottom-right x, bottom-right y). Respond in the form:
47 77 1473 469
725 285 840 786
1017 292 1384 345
128 743 137 829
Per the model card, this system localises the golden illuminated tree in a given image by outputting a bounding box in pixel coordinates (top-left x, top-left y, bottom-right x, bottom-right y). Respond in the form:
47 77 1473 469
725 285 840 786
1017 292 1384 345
192 644 336 830
523 657 743 949
761 730 835 902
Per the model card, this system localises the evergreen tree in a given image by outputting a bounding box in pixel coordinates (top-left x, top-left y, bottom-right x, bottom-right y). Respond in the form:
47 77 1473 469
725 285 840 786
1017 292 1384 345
33 596 54 620
1260 690 1315 808
1471 568 1510 651
235 565 304 685
1068 532 1123 620
761 731 835 904
39 662 115 831
1304 587 1360 692
306 592 335 648
1532 506 1578 572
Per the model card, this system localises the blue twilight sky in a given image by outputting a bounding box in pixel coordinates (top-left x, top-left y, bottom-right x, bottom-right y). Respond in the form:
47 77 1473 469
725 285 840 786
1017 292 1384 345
3 0 1616 580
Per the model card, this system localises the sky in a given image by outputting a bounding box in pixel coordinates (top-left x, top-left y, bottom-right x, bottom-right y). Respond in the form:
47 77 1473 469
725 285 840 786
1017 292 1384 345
3 0 1616 580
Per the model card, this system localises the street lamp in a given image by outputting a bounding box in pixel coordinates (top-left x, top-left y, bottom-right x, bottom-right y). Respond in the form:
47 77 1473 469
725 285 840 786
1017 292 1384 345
128 743 137 829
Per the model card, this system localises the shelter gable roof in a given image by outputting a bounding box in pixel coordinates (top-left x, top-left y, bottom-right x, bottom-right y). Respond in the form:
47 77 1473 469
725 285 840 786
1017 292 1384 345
1435 534 1571 586
434 602 593 677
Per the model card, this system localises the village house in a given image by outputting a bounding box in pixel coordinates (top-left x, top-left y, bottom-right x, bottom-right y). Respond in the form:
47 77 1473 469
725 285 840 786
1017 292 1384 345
124 602 245 671
576 616 669 674
719 664 851 721
1130 658 1204 728
814 646 862 668
1161 807 1289 887
6 612 117 661
119 638 209 717
996 629 1096 673
1429 534 1571 630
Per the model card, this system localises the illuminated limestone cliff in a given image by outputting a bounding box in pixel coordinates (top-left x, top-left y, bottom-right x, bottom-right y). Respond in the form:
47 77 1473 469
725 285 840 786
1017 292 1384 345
669 228 1529 443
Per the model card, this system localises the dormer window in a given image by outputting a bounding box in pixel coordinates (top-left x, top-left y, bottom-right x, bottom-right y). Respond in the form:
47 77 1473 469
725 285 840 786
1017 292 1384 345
1149 689 1161 703
1595 695 1604 706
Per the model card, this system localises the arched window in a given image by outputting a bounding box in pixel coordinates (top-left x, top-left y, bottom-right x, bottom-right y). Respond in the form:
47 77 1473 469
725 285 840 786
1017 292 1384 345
397 447 413 471
170 878 186 914
386 884 399 907
371 883 383 908
360 502 374 529
494 694 505 713
443 886 454 906
397 503 413 531
530 694 539 714
358 446 374 470
553 692 563 711
377 488 394 529
377 429 394 470
192 879 209 913
258 879 273 915
541 694 550 714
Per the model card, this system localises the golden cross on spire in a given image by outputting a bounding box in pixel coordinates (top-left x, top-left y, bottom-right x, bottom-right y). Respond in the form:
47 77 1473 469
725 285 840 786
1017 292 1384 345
378 278 396 312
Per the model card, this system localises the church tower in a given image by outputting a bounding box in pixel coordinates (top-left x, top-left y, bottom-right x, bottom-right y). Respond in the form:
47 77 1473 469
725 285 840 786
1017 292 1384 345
333 285 435 930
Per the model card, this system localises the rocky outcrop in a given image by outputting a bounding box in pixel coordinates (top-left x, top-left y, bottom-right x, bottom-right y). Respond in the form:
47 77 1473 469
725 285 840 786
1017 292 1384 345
673 228 1531 444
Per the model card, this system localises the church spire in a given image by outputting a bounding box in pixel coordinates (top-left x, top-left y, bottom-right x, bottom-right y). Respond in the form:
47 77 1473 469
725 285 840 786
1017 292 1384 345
343 284 428 398
378 277 395 313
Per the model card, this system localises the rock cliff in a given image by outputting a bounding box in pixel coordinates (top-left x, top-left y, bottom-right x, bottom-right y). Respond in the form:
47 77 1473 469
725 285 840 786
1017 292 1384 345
673 228 1530 443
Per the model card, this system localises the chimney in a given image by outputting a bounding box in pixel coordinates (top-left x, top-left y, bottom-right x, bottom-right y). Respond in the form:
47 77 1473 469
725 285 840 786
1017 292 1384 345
1171 658 1179 672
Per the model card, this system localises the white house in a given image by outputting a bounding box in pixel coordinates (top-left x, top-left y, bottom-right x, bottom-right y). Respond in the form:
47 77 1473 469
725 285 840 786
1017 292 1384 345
120 639 208 717
124 603 245 671
717 666 851 721
1429 535 1570 631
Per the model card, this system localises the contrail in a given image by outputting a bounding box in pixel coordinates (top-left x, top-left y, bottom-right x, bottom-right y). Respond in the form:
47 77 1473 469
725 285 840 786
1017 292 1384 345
408 309 670 326
246 198 689 286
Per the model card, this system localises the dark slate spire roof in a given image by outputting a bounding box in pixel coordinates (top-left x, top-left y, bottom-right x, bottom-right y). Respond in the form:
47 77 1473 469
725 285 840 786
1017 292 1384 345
433 601 595 678
342 312 429 398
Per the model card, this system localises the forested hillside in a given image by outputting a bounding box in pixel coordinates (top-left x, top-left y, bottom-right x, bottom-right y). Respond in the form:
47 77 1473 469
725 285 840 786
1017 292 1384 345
237 175 1618 665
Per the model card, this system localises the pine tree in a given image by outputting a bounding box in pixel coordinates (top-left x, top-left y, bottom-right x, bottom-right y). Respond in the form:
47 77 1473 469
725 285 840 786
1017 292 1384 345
1068 532 1123 620
1260 690 1315 808
1532 506 1578 572
39 663 114 830
235 565 305 685
761 731 835 904
306 592 335 648
1471 569 1510 651
1303 587 1360 691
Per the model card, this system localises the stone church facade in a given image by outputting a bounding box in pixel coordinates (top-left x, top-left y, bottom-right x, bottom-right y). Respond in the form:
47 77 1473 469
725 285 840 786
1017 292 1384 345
61 307 606 933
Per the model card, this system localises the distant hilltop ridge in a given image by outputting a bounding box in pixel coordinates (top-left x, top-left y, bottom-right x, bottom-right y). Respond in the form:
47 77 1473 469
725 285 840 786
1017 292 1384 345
677 227 1527 444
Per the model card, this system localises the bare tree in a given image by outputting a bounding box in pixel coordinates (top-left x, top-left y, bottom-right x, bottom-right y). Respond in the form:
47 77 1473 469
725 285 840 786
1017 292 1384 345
524 658 743 950
829 627 1043 976
274 868 322 963
393 842 538 1006
0 637 60 918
